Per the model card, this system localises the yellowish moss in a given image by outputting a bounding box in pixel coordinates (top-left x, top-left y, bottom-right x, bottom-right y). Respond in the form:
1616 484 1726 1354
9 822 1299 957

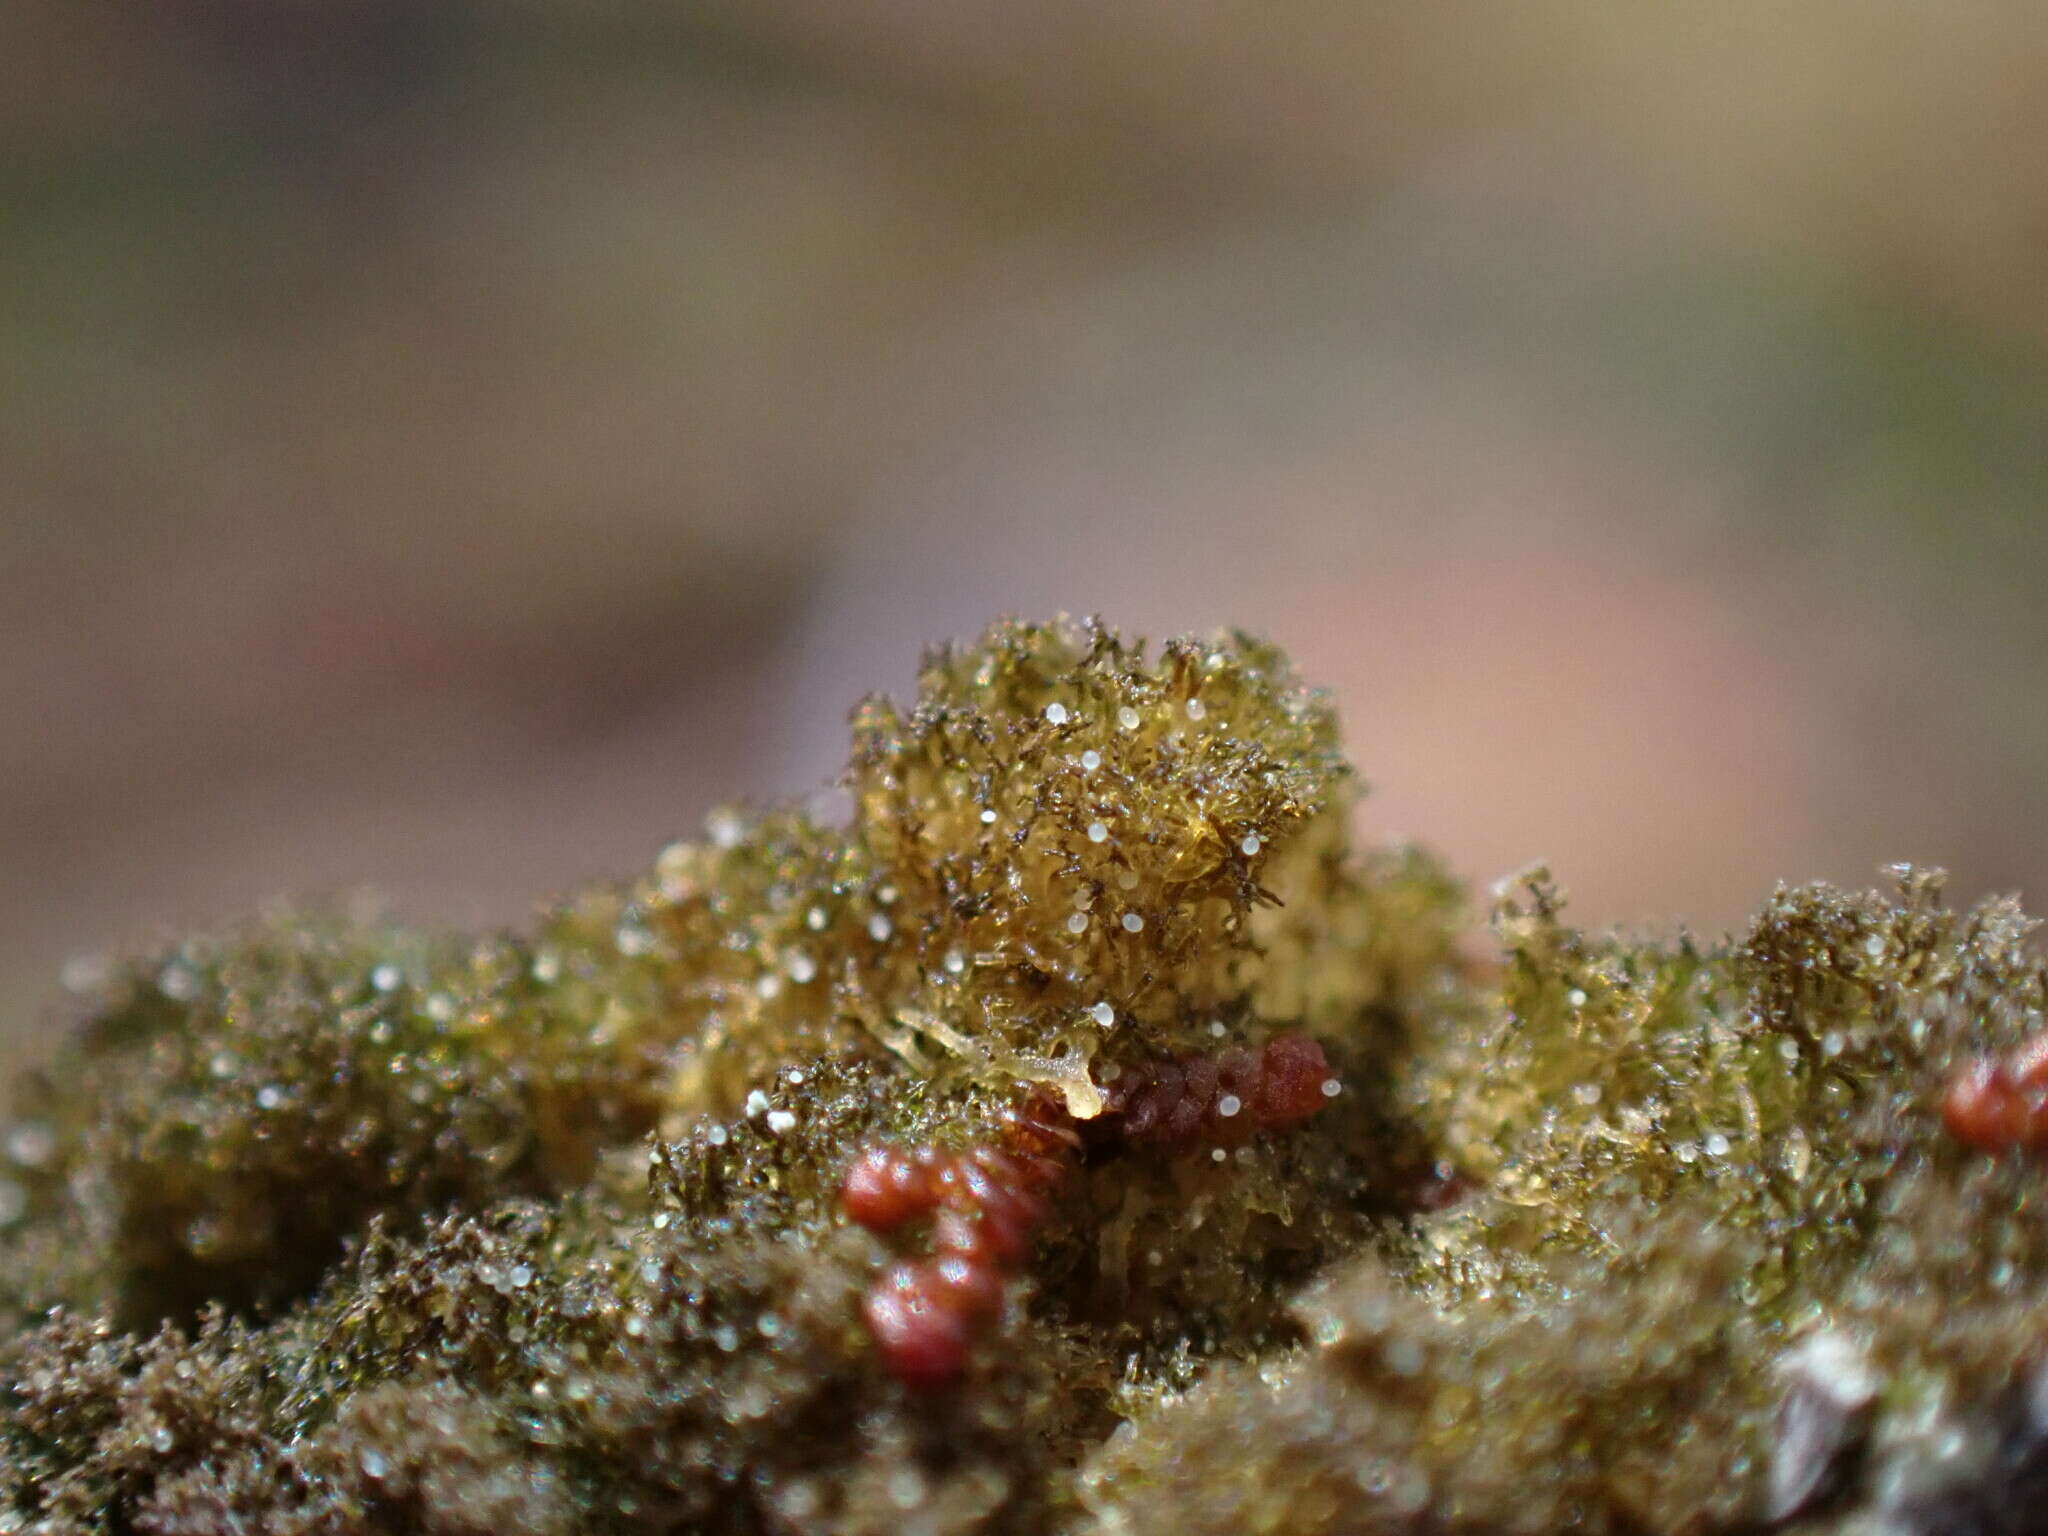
4 619 2046 1536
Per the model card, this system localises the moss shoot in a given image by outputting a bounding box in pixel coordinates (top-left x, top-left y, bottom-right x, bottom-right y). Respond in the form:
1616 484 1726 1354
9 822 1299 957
2 618 2044 1536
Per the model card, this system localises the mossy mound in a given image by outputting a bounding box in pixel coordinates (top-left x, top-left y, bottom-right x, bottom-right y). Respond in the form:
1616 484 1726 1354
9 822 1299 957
2 619 2043 1536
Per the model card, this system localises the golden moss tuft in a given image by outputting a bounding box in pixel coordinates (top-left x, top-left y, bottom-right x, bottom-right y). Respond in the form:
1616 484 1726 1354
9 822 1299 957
4 618 2048 1536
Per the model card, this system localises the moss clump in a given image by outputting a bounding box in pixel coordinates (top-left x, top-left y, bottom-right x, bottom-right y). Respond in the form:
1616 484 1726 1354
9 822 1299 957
3 617 2046 1536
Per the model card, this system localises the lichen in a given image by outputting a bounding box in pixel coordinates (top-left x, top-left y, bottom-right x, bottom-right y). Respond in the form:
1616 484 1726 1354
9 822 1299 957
2 617 2044 1536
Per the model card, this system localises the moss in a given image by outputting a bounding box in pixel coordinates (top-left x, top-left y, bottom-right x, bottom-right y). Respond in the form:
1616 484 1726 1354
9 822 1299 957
2 618 2046 1536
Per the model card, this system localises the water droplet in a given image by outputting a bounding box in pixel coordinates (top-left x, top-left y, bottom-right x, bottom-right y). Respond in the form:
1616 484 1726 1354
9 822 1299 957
765 1110 797 1135
980 808 998 825
358 1447 389 1479
1705 1131 1732 1158
1121 913 1144 933
1089 1002 1115 1027
1571 1083 1601 1107
1320 1078 1342 1098
1080 749 1102 771
256 1084 285 1111
1240 834 1262 856
745 1090 770 1118
1066 913 1089 934
158 964 200 1002
370 963 403 993
806 906 828 931
1184 698 1207 721
706 808 745 849
945 950 967 976
1211 1147 1226 1162
786 952 817 984
1567 988 1588 1008
5 1122 53 1168
757 972 784 1000
706 1125 729 1147
867 913 893 942
1217 1094 1242 1119
1044 702 1069 725
1087 820 1109 843
1117 706 1142 731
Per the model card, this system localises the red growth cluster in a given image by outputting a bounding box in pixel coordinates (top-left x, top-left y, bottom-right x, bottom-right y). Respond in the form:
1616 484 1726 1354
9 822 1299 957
1098 1030 1338 1148
1942 1031 2048 1154
841 1033 1340 1388
840 1099 1078 1390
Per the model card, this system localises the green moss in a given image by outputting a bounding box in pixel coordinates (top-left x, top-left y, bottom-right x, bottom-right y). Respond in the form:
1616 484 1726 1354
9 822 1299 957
2 619 2045 1536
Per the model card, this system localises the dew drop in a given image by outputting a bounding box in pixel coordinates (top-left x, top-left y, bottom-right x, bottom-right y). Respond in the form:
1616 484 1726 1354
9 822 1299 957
1185 698 1207 721
1217 1094 1242 1119
786 952 818 984
5 1122 53 1168
1240 834 1262 856
1087 820 1109 843
868 913 893 942
370 963 403 993
1117 706 1142 731
1121 913 1144 933
980 808 998 825
1320 1078 1342 1098
1088 1002 1115 1027
1080 749 1102 771
1066 913 1089 934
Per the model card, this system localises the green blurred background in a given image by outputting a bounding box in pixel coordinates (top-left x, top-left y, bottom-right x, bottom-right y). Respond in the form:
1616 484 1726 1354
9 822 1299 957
7 2 2048 1029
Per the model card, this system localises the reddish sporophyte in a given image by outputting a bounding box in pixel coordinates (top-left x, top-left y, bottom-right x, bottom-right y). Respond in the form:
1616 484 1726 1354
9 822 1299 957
1942 1030 2048 1154
840 1031 1339 1388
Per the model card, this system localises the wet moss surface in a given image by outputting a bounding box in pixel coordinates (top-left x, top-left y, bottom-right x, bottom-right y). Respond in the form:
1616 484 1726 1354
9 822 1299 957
3 619 2044 1535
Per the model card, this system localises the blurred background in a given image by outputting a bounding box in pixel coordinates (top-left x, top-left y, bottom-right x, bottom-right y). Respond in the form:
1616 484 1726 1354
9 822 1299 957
7 2 2048 1030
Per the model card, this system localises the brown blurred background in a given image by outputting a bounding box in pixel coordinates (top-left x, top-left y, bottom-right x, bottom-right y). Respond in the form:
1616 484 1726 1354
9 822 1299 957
7 2 2048 1032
